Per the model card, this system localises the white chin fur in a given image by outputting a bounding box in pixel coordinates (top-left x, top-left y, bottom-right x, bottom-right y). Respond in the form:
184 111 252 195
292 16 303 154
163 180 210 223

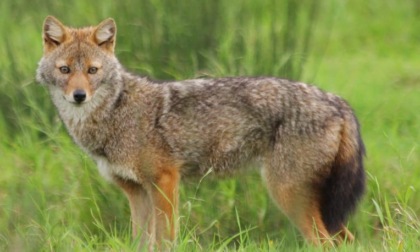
49 85 107 123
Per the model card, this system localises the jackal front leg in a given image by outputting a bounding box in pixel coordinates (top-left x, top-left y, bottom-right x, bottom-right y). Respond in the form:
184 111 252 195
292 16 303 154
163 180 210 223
115 178 156 250
152 167 180 247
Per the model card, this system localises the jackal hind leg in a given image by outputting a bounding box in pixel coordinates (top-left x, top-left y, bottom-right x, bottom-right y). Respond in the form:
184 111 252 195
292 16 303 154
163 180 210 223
262 168 333 246
336 224 355 243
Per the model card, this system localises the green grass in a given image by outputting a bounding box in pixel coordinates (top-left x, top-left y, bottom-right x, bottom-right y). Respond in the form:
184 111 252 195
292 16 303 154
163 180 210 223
1 0 420 251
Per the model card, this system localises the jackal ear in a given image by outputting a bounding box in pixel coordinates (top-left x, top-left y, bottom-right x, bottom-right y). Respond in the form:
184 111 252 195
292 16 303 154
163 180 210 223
43 16 67 51
94 18 116 53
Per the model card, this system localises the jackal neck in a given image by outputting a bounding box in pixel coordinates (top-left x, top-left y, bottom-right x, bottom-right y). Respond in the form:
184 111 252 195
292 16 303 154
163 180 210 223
51 75 125 153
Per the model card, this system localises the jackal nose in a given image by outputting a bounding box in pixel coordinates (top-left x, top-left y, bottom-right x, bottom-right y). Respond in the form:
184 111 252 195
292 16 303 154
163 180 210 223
73 89 86 103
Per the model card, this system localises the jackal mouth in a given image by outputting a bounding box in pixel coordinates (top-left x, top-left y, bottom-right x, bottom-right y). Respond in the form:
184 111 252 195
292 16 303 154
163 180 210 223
62 95 89 106
62 88 92 105
71 101 86 106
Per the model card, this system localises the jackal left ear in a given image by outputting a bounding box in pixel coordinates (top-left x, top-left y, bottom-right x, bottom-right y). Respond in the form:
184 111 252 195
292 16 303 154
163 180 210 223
94 18 116 53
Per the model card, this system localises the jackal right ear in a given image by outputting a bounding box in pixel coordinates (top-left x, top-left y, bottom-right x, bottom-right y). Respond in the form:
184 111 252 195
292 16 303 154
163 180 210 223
43 16 67 51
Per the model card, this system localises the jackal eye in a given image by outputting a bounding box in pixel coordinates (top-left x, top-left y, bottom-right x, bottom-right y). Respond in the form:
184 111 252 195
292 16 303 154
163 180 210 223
88 67 98 74
59 66 70 74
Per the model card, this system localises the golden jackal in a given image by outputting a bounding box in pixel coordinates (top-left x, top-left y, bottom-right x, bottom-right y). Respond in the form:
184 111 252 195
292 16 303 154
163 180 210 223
36 16 365 249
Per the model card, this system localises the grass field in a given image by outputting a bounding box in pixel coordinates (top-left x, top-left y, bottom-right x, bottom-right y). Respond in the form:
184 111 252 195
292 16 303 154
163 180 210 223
1 0 419 251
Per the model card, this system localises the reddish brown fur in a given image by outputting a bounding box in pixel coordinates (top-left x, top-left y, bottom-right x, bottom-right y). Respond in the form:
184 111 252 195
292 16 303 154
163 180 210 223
66 71 92 98
153 167 180 241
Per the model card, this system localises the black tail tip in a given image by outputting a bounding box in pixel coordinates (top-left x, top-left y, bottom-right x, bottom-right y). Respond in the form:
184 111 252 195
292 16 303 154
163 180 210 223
320 144 366 234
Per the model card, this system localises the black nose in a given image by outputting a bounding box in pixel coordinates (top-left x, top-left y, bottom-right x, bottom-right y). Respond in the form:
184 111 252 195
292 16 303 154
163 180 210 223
73 89 86 103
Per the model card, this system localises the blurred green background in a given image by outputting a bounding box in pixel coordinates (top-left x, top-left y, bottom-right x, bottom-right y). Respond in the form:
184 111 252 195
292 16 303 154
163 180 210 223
0 0 419 251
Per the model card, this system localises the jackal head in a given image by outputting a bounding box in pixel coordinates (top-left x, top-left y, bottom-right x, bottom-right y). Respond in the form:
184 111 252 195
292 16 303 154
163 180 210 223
36 16 121 106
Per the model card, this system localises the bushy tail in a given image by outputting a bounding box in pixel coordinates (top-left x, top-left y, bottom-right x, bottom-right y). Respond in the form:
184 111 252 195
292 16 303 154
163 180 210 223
320 112 366 234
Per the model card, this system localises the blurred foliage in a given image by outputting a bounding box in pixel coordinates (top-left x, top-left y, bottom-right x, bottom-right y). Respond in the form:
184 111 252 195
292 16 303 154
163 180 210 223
0 0 323 136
